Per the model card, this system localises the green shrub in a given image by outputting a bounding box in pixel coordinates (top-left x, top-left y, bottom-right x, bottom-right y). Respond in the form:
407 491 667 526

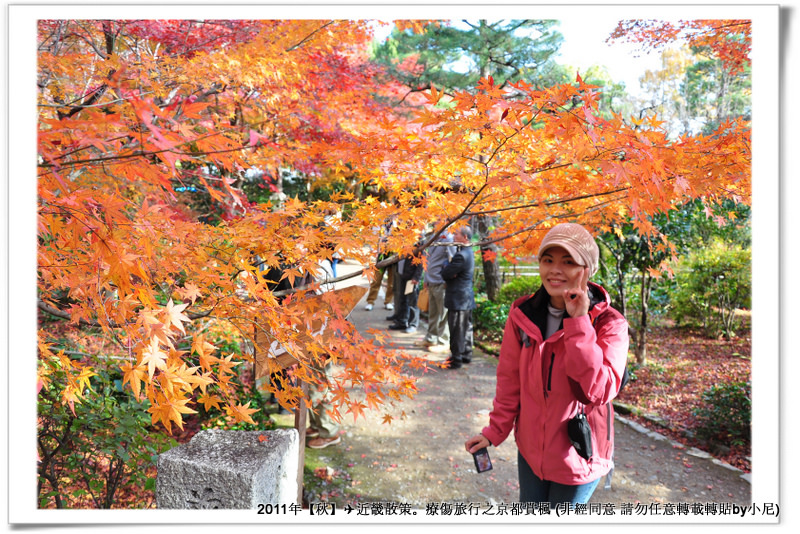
667 241 751 339
37 361 176 508
496 276 540 306
473 296 510 341
693 381 751 446
473 275 539 341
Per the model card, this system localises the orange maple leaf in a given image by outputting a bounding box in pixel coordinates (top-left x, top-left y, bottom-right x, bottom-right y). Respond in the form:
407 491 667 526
191 333 218 370
225 401 259 425
188 370 216 395
346 400 367 421
215 353 241 378
148 393 197 433
176 282 202 304
426 84 443 106
121 361 148 400
197 392 223 412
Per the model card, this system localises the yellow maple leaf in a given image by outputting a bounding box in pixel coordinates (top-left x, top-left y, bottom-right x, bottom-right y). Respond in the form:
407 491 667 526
160 362 196 397
61 385 82 416
163 299 191 334
140 337 167 379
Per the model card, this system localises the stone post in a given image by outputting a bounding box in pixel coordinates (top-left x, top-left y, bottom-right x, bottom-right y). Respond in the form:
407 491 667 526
156 428 299 509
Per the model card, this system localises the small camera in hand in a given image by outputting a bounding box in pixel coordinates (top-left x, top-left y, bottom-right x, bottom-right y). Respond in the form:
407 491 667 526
472 447 493 473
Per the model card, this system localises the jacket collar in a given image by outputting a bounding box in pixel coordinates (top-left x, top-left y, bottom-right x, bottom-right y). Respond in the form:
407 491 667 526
513 282 610 338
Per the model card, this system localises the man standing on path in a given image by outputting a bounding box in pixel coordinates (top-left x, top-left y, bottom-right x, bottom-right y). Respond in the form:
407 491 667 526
388 253 423 333
365 217 395 312
416 230 454 352
441 226 475 369
306 375 342 449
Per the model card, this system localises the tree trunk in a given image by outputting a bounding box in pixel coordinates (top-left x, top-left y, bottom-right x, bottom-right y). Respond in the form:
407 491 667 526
634 270 651 365
475 214 501 302
614 256 628 318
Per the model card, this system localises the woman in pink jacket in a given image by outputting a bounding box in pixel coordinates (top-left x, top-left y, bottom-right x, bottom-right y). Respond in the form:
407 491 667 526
465 222 629 505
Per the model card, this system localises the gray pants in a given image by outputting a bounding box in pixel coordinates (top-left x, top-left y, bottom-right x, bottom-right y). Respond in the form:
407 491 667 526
308 362 340 438
424 282 449 344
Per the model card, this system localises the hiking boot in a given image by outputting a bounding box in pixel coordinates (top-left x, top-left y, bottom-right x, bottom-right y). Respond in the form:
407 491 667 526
307 435 341 449
386 315 398 321
388 323 408 330
305 428 320 439
445 357 463 369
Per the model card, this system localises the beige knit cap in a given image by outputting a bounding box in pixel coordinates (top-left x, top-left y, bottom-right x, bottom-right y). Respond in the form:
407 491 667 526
537 223 600 276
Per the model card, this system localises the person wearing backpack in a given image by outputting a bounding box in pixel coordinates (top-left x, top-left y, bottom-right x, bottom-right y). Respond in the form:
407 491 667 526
464 222 629 506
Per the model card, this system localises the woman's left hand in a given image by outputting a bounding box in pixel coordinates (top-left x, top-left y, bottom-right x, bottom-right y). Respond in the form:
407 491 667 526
563 267 590 317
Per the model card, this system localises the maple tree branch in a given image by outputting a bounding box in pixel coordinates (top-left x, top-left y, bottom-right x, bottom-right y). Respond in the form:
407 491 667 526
398 85 429 105
65 21 110 59
38 296 216 330
39 300 100 327
471 218 549 249
56 83 111 120
269 184 636 299
466 185 631 219
472 197 621 250
39 123 257 170
269 267 377 299
395 82 458 106
285 21 335 52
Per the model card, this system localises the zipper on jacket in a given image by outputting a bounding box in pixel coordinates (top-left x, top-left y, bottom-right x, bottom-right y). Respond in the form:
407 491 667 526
545 352 555 397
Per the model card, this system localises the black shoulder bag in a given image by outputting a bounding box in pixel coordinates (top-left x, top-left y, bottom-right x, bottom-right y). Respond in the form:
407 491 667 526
567 405 593 460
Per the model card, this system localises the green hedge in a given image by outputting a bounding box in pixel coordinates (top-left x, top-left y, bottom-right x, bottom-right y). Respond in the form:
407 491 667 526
693 380 751 446
474 275 540 341
667 242 751 339
473 296 510 342
495 276 540 306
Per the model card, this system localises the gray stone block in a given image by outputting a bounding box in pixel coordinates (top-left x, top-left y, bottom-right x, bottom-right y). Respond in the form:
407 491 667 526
156 428 298 509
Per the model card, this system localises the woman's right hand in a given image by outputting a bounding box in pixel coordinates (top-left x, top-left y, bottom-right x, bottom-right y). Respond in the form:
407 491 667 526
465 434 490 454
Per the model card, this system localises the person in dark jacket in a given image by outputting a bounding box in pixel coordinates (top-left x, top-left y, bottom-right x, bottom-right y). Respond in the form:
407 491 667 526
441 226 475 369
388 253 423 333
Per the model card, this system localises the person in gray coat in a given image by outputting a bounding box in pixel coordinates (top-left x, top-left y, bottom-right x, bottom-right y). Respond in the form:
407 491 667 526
418 230 454 350
441 226 475 369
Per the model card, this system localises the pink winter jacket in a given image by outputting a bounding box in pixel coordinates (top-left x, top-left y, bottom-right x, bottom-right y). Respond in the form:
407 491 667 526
481 282 629 485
